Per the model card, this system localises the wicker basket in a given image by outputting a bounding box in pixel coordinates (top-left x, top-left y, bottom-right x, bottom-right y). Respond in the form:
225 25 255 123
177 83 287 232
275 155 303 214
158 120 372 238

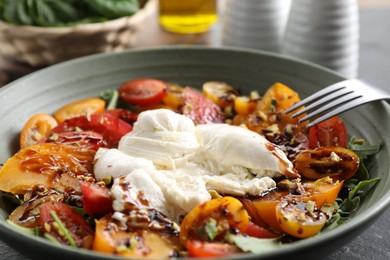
0 0 154 67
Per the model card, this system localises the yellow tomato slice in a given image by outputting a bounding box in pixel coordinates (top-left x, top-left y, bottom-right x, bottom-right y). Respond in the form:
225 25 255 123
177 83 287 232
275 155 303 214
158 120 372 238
275 199 327 238
180 196 249 246
162 82 184 109
93 215 181 258
202 81 238 109
299 177 344 208
20 113 58 149
0 143 95 194
234 96 257 115
53 98 105 123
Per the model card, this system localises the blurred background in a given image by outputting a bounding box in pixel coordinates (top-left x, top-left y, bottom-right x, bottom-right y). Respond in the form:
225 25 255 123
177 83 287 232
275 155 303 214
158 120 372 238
0 0 389 89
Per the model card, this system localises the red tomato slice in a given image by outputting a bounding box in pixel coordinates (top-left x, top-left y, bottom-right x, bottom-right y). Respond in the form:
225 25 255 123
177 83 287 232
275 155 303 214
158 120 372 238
39 131 104 151
52 114 132 148
102 108 138 125
308 116 347 148
245 222 281 239
40 201 94 248
182 87 224 124
118 78 168 106
80 181 113 217
186 240 240 258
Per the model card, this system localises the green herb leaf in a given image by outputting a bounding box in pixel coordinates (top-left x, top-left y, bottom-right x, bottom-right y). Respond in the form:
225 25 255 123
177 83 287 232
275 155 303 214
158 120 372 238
84 0 139 19
348 136 381 160
205 219 218 241
228 235 280 254
100 89 119 110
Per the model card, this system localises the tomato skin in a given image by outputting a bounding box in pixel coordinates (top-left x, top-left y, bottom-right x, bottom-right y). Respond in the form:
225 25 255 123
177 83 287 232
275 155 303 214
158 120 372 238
245 222 281 239
240 191 288 233
40 131 104 151
80 181 113 217
54 98 105 123
40 201 94 248
52 114 132 148
119 78 168 106
182 87 224 124
309 116 347 148
298 177 344 208
102 108 138 125
295 147 360 181
186 240 240 258
20 113 58 149
275 199 327 239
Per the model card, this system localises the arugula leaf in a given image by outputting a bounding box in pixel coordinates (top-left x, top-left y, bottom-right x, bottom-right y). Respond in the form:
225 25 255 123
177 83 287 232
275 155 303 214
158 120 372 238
228 235 281 254
323 137 381 230
348 136 381 160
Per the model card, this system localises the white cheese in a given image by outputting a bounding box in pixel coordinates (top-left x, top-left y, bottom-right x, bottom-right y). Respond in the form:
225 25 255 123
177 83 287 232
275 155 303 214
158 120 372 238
194 123 294 178
94 148 154 180
118 109 199 169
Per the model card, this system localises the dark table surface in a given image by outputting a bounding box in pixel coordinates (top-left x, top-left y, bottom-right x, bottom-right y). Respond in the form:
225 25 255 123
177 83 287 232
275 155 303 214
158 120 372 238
0 7 390 260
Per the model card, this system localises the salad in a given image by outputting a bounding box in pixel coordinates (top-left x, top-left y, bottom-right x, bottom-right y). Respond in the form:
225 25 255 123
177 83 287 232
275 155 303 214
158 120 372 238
0 78 380 258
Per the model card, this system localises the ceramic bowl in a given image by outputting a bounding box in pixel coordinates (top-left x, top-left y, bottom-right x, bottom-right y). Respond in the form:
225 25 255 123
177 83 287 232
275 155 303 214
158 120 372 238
0 46 389 260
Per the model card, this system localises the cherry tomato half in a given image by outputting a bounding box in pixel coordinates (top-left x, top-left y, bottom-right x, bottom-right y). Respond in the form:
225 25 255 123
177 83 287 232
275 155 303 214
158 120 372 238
240 191 288 233
53 98 105 124
93 215 181 258
20 113 58 149
244 222 281 239
180 196 249 245
118 78 168 106
298 177 344 208
186 240 240 258
102 108 138 125
309 116 348 148
80 181 113 217
52 114 132 148
295 147 360 181
182 87 224 125
275 199 327 238
40 201 94 248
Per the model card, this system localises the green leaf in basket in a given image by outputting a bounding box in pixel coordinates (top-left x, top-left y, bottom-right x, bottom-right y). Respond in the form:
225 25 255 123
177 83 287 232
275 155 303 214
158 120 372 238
0 0 143 27
84 0 140 19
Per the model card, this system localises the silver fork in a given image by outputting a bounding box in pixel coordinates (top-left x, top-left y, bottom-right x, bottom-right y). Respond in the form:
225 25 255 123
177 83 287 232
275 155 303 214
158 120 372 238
285 79 390 128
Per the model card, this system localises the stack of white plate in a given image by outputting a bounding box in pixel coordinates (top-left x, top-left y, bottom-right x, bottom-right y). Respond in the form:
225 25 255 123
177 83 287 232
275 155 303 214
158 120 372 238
221 0 291 52
281 0 359 78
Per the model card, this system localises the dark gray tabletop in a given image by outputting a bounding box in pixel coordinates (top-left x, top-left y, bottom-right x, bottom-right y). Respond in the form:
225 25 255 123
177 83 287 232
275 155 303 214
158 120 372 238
1 7 390 260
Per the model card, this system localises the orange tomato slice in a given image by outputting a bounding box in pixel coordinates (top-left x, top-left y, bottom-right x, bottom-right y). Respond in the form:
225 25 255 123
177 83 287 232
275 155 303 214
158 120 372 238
53 98 105 123
20 113 58 149
240 191 288 233
93 215 181 257
0 143 95 194
180 196 249 246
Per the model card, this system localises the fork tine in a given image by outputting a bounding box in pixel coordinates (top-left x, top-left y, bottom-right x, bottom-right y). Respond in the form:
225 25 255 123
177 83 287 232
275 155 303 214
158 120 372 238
285 80 350 113
298 92 362 123
306 97 368 128
291 87 354 118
